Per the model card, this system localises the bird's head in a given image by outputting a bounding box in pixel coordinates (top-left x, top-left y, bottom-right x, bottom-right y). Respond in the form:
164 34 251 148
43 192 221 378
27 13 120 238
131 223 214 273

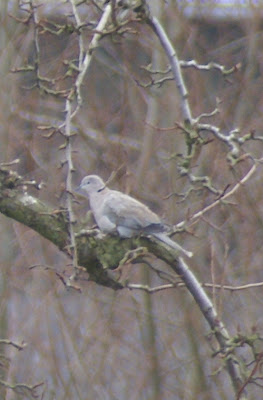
75 175 106 197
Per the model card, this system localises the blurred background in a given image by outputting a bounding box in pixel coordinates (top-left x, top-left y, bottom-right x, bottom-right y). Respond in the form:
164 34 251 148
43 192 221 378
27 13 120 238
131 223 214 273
1 0 263 398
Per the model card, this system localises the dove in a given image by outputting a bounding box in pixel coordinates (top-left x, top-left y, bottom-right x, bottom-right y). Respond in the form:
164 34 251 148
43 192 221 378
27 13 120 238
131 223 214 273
76 175 193 258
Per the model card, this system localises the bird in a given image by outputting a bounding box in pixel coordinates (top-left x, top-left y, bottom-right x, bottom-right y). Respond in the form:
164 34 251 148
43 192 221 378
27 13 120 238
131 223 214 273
76 175 193 258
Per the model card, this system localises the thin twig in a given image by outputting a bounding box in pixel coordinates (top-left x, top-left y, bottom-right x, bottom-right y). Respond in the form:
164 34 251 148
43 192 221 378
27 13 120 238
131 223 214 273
64 98 79 280
64 2 114 281
176 159 259 230
127 280 263 293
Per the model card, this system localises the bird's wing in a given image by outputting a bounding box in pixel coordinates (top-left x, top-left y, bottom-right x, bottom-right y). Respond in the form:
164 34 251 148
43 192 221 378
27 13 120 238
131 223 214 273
102 190 161 230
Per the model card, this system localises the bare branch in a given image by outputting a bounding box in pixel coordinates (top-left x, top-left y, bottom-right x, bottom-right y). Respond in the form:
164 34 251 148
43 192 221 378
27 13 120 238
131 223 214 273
147 16 193 125
0 339 27 351
0 379 44 399
174 257 246 397
176 159 260 230
180 59 241 76
74 3 112 108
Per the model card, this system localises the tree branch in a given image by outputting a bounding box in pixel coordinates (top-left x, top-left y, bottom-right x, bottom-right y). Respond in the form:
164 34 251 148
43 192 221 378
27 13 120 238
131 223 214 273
0 165 248 397
0 167 122 289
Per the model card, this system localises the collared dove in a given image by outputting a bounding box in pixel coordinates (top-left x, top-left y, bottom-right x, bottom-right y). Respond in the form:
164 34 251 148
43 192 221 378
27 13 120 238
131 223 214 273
76 175 193 258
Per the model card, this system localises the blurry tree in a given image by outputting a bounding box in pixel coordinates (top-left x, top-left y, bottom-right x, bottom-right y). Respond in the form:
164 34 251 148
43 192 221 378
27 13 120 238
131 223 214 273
0 0 263 399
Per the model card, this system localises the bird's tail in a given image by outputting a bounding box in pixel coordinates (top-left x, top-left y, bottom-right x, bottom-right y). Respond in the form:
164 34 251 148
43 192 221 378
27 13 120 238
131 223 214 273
153 232 193 258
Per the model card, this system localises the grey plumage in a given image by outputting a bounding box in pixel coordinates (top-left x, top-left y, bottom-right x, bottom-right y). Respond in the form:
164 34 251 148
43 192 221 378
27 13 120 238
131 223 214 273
76 175 193 258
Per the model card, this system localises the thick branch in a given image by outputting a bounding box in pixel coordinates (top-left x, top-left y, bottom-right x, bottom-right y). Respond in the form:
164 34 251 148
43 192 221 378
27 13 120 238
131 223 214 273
0 167 122 289
175 258 246 398
0 167 188 290
0 167 248 397
0 168 68 250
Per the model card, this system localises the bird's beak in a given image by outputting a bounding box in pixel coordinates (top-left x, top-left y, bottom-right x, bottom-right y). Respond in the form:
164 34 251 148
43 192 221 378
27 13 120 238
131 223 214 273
74 184 86 197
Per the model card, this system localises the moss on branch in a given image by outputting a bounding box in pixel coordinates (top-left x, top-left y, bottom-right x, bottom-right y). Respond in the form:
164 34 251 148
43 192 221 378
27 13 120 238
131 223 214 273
0 167 179 289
